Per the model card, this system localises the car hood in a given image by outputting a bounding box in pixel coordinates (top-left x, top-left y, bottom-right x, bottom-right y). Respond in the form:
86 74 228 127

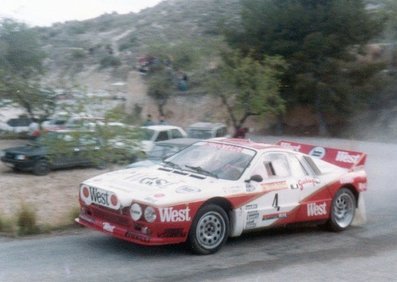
81 166 228 208
4 145 45 156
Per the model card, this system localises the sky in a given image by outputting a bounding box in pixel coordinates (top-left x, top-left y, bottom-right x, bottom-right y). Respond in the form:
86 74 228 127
0 0 164 27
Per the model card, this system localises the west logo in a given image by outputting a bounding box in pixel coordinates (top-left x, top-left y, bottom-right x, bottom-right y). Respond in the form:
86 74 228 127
90 187 109 206
159 207 191 222
307 202 327 217
336 151 360 164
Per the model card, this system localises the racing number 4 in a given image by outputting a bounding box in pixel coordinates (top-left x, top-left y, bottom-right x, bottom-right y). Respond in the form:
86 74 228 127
272 193 280 211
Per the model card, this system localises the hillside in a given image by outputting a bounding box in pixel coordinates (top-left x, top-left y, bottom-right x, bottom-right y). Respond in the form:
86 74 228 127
33 0 242 128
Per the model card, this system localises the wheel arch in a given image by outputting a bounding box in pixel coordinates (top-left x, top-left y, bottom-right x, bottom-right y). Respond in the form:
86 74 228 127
339 184 359 208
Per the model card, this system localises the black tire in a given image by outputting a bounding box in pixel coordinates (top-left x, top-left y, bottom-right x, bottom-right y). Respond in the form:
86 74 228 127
188 204 229 255
328 188 356 232
32 159 50 176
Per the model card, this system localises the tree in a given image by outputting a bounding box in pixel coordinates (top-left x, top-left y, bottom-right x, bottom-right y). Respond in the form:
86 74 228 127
210 50 286 133
0 19 55 123
225 0 384 135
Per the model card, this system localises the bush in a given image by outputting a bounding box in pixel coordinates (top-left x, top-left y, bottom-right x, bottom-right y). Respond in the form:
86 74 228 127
17 203 40 236
100 55 122 68
0 214 15 234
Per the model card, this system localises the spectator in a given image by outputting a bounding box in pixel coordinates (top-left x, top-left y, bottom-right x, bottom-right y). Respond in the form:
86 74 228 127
143 114 154 126
233 127 249 139
158 115 168 125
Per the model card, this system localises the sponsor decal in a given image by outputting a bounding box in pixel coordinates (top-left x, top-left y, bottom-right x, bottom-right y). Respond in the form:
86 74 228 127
261 181 288 192
309 147 326 159
307 202 327 217
175 186 201 193
262 212 287 221
125 231 150 242
207 142 243 152
245 183 256 192
245 204 258 210
297 178 317 190
159 207 191 222
153 193 165 198
103 222 116 233
245 222 257 229
336 151 360 164
158 228 186 238
246 211 259 221
89 187 110 206
279 142 301 152
140 177 170 186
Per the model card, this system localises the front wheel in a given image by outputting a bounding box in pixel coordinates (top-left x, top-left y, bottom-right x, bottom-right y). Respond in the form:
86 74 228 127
32 159 50 176
328 188 356 231
188 204 229 255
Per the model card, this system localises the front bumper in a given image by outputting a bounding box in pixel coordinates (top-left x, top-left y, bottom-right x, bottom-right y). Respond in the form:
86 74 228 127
76 207 188 246
0 156 36 171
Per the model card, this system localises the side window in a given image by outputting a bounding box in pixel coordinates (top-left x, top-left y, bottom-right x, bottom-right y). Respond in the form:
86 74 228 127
264 153 291 178
156 131 169 141
170 129 183 139
288 154 308 178
216 127 226 137
251 153 291 180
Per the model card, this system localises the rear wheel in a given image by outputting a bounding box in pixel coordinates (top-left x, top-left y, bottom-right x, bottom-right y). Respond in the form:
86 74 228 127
32 159 50 176
328 188 356 231
188 204 229 255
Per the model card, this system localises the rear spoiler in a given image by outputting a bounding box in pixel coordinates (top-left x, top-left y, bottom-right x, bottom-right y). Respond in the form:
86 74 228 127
277 140 367 170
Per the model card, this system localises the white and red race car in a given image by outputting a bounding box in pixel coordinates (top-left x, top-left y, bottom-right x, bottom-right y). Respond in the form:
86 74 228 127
76 138 367 254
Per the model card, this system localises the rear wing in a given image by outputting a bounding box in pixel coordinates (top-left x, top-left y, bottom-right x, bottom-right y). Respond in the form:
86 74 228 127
277 140 367 170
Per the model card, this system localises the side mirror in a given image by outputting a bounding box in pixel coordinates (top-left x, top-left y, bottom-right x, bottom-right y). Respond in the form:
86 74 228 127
245 174 263 183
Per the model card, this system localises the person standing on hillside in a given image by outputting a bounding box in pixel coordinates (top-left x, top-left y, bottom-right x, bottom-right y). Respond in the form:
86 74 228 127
143 114 154 126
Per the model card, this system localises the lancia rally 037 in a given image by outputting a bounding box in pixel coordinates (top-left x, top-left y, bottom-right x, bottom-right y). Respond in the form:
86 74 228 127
76 138 367 255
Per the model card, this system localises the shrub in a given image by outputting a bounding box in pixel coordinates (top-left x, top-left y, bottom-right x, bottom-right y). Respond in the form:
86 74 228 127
17 203 40 236
100 55 122 68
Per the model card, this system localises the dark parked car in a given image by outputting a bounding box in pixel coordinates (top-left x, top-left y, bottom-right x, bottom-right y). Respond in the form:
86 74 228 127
1 130 103 175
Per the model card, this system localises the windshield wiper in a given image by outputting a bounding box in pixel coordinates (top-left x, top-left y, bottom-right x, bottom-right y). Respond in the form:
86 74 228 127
162 161 183 171
185 165 218 179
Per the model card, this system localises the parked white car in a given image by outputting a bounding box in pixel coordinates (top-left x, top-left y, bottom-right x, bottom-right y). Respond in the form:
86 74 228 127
140 125 187 153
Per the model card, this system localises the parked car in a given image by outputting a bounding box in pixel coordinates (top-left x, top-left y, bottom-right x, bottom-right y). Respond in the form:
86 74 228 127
186 122 228 139
76 138 367 254
140 125 187 153
127 138 199 168
0 116 37 135
1 130 103 175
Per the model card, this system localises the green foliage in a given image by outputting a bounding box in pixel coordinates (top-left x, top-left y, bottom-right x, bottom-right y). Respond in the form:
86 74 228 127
71 49 86 60
225 0 385 133
0 214 15 233
211 50 286 129
100 55 121 68
0 19 56 122
17 203 40 236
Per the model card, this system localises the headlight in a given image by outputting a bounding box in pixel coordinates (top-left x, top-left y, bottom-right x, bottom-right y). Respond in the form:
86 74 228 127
130 203 142 221
16 154 27 160
144 206 157 223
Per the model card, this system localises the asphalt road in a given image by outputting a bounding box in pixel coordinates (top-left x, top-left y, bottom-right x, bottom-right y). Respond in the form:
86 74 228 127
1 137 396 282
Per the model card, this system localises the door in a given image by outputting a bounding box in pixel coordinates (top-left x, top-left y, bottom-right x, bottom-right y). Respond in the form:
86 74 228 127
243 152 305 229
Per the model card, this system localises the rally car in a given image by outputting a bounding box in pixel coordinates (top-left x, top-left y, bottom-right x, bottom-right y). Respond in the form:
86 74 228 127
76 138 367 255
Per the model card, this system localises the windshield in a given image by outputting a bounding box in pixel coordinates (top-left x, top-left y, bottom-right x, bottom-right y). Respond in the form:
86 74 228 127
165 141 255 180
187 129 213 139
141 128 155 141
147 144 180 160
